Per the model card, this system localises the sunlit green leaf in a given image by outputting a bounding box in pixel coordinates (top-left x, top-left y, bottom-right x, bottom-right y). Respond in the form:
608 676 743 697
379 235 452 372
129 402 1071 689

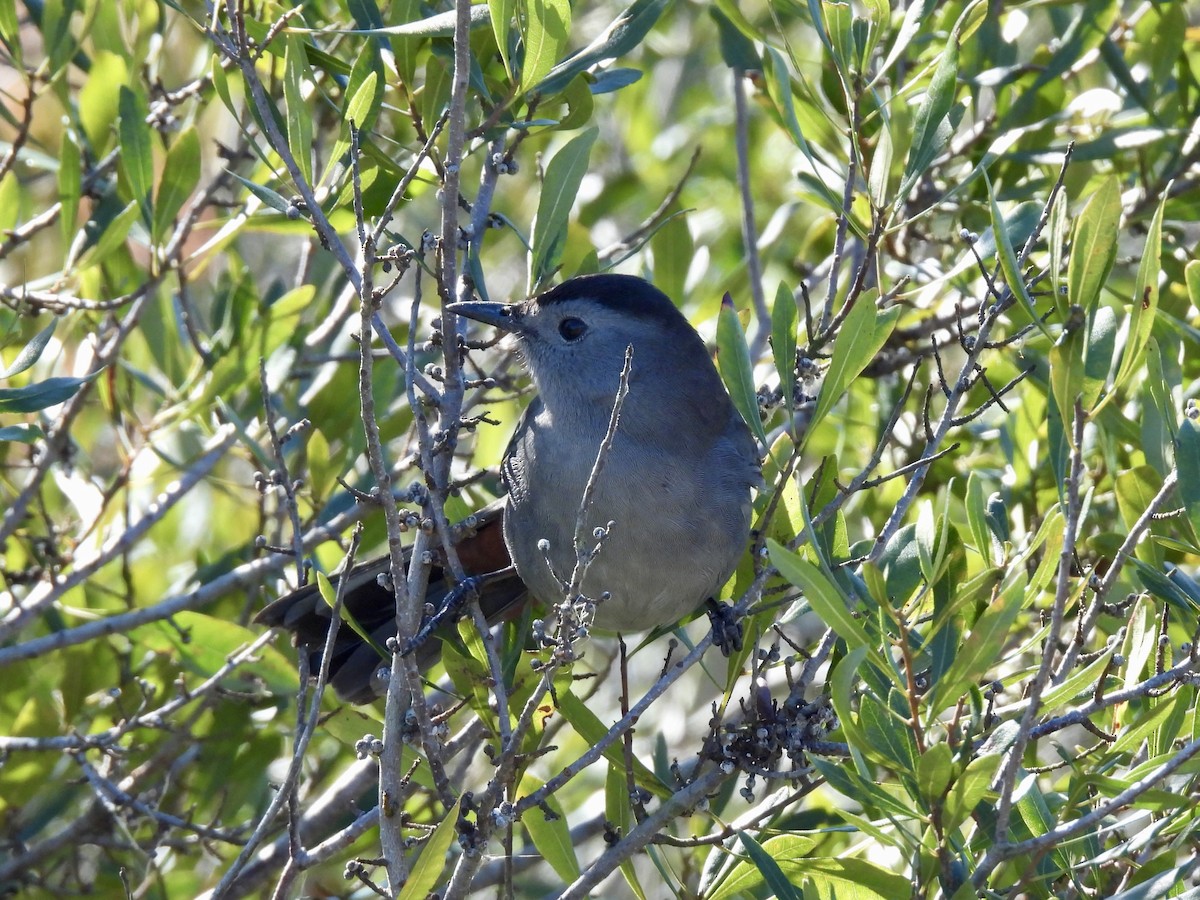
153 126 200 243
1067 177 1120 314
118 85 154 227
520 0 571 94
1 320 57 379
283 36 314 185
717 293 766 445
529 126 597 288
0 373 100 413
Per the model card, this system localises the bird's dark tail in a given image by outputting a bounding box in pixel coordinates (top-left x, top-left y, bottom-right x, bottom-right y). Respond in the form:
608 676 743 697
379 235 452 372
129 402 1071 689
256 500 526 704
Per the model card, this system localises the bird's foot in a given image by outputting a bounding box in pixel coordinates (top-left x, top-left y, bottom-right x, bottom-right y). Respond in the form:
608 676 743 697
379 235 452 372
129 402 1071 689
399 576 483 657
706 598 743 656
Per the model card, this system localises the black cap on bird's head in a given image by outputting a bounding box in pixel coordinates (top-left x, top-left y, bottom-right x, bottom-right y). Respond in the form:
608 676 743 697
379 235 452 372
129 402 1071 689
447 274 687 334
449 274 721 412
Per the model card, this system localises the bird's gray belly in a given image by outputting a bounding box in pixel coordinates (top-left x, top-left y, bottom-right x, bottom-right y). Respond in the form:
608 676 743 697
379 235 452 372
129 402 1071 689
504 452 746 633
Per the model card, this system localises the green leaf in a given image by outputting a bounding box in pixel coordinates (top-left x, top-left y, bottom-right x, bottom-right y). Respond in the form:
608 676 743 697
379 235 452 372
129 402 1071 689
231 173 293 215
58 129 81 247
556 70 596 129
716 293 766 445
1049 330 1083 437
867 109 894 209
153 126 200 243
712 8 759 71
605 764 646 898
519 774 581 882
0 424 43 443
1067 177 1120 314
768 540 874 653
761 46 844 215
528 126 597 289
135 611 297 695
118 85 154 227
1119 593 1156 693
79 51 128 152
0 0 19 58
326 70 382 176
536 0 669 96
0 170 18 236
987 172 1049 337
76 200 141 271
917 741 953 807
397 798 460 900
1040 642 1116 710
714 838 911 900
1080 304 1117 409
858 692 918 773
898 36 957 202
1 320 57 379
770 283 798 430
1176 416 1200 543
489 0 515 78
520 0 571 94
1186 259 1200 311
556 690 668 797
283 36 314 185
929 569 1028 711
648 210 691 304
942 751 1001 832
0 373 100 413
1110 191 1163 397
964 472 994 567
737 832 802 900
808 291 897 434
873 0 929 85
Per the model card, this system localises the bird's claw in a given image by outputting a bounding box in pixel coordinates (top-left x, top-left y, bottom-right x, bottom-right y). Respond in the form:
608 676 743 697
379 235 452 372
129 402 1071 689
706 598 743 656
399 576 483 656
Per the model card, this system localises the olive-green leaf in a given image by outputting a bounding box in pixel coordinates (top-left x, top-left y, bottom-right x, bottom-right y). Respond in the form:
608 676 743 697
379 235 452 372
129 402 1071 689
1 320 57 379
1067 176 1120 314
768 540 872 652
737 832 802 900
520 0 571 94
0 372 100 414
397 798 460 900
153 126 200 243
964 472 994 567
808 290 896 434
520 774 581 882
529 126 597 289
58 129 81 246
283 36 314 184
1176 416 1200 543
0 424 43 443
771 282 798 432
898 36 957 201
1113 190 1165 394
118 85 154 227
536 0 668 96
717 293 766 445
987 172 1049 337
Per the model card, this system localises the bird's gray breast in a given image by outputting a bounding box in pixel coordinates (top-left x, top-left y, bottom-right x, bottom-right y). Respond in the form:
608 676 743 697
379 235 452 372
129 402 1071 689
502 400 753 633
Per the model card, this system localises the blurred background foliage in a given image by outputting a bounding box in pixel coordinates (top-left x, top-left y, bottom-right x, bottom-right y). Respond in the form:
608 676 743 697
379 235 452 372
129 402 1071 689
1 0 1200 897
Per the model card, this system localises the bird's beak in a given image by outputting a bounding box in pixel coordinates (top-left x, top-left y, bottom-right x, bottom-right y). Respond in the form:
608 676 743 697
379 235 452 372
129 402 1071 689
446 301 522 333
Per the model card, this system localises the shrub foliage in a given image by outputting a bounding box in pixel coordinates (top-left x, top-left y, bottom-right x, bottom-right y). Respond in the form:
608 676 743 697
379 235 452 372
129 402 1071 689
1 0 1199 897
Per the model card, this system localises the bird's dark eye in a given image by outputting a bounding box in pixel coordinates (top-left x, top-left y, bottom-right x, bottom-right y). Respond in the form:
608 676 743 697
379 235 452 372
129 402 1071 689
558 317 587 342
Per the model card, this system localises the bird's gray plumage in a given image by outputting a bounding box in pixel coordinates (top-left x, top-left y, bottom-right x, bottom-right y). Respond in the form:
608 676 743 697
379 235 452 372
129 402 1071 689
451 274 760 632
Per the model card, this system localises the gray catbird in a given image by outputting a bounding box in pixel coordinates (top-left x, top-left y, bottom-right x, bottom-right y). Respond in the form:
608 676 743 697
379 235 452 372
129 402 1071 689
257 274 762 702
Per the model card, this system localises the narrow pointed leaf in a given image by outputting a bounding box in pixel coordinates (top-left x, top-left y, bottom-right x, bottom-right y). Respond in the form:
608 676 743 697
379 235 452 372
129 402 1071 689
717 293 766 445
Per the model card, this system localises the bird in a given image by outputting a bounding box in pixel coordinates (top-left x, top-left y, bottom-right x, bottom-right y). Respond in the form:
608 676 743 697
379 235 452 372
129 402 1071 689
256 274 762 703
